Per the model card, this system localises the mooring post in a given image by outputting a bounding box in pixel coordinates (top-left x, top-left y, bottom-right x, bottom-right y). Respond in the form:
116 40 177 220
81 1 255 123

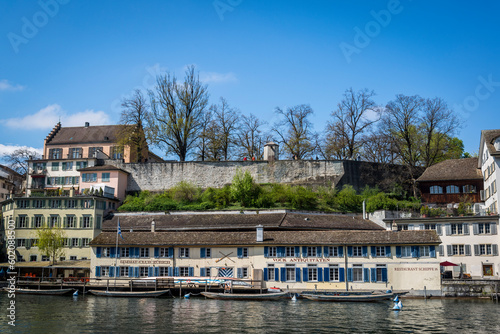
179 280 182 297
424 286 427 299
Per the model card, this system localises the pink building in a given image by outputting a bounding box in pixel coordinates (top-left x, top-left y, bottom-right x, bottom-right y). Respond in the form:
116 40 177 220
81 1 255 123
78 165 129 202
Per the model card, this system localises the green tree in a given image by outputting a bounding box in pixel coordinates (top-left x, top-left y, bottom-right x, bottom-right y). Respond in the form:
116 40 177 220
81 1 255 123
230 169 259 207
36 226 65 265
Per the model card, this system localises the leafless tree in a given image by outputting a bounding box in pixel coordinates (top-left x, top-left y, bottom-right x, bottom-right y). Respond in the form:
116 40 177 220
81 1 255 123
236 113 267 160
149 65 209 161
194 110 213 161
324 88 379 160
210 97 240 160
2 148 41 175
272 104 316 159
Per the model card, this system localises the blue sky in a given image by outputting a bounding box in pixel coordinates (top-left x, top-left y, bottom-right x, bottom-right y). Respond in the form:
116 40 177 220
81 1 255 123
1 0 499 160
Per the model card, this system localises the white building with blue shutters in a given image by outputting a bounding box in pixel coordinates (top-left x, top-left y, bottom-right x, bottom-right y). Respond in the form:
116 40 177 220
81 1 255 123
89 216 442 296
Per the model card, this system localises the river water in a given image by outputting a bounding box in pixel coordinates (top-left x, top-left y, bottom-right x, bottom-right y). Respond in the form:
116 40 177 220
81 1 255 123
1 294 500 333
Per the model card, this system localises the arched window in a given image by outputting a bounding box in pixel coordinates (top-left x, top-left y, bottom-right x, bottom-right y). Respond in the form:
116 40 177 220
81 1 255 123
429 186 443 194
446 185 460 194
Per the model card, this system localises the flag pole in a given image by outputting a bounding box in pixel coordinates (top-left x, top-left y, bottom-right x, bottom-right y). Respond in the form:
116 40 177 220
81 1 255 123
114 218 119 289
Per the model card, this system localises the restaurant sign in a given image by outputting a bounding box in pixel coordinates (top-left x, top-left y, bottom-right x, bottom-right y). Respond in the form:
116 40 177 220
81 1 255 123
119 260 171 265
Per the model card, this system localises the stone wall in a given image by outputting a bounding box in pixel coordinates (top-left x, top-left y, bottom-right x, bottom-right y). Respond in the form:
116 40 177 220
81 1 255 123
104 159 416 194
442 280 500 297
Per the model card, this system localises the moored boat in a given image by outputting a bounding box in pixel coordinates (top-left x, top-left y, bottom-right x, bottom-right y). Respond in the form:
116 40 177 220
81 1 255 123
301 291 393 302
201 291 288 300
3 288 75 295
88 289 170 297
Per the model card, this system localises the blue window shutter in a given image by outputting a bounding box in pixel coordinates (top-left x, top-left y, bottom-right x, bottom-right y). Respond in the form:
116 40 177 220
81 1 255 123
154 247 159 258
295 268 301 282
200 268 206 277
371 246 376 257
263 268 268 281
278 246 285 257
411 246 418 258
168 247 174 258
95 266 101 277
115 267 121 277
347 246 353 257
317 268 323 282
128 267 133 278
117 247 121 258
280 268 286 282
362 246 368 257
323 246 329 257
134 267 139 278
317 246 322 257
109 267 115 277
302 268 308 282
96 247 102 258
347 268 353 282
264 247 269 258
338 246 344 257
382 268 388 282
371 268 377 282
430 245 436 258
385 246 391 257
339 268 345 282
148 267 154 277
168 267 173 276
200 248 206 258
363 268 369 282
155 267 160 277
174 267 179 277
237 268 243 279
302 246 307 257
237 247 243 258
323 268 330 282
294 246 300 257
396 246 402 258
188 267 194 277
110 247 116 258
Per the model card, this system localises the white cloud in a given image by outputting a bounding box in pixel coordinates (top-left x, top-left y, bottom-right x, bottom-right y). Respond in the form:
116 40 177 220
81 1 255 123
0 79 25 91
0 144 42 157
199 71 237 84
1 104 111 130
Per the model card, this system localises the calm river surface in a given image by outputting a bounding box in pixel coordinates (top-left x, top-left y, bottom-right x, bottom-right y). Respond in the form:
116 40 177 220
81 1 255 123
1 294 500 333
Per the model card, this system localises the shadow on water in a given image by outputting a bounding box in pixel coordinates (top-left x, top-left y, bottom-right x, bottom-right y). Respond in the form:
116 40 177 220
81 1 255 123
1 295 500 333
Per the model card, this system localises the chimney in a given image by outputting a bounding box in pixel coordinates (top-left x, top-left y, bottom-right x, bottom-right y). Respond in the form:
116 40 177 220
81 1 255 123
85 122 90 128
151 220 156 233
256 225 263 242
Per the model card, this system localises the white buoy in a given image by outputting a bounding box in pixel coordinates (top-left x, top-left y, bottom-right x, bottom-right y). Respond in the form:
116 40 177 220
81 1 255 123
291 294 297 301
73 290 78 297
393 300 403 310
393 295 399 302
184 293 190 299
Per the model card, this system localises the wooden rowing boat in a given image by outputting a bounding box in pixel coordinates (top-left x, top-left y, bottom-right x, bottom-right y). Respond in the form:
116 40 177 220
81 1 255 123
88 289 170 298
200 291 288 300
301 292 393 302
3 288 75 295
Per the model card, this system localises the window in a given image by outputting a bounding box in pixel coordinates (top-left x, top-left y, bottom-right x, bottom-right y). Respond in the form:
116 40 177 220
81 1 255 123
419 246 430 257
76 161 88 170
452 245 465 255
82 238 91 247
102 173 110 182
50 200 61 208
329 265 339 281
140 248 150 258
477 244 493 255
159 248 170 257
62 162 73 171
41 256 49 261
33 200 44 208
60 257 66 261
239 267 249 278
430 185 443 194
463 185 477 193
241 247 248 258
17 239 26 247
18 216 28 228
66 216 76 228
206 248 211 258
103 247 111 257
268 264 275 281
88 147 103 158
375 246 386 257
82 200 93 208
328 246 340 257
121 247 130 258
286 265 295 282
268 246 277 257
424 224 436 231
82 216 91 228
49 215 59 228
49 148 62 159
82 173 97 182
179 267 190 277
111 146 123 159
398 224 409 231
70 256 77 261
306 246 317 257
401 246 412 257
308 265 318 281
139 267 148 277
376 265 386 282
478 223 491 234
352 264 363 282
17 200 29 208
205 267 211 276
30 255 37 262
71 238 79 247
34 216 43 228
101 266 110 277
158 267 169 277
51 162 59 171
285 247 295 257
71 148 82 159
120 267 129 277
179 248 189 258
352 246 363 257
446 185 460 194
451 224 463 235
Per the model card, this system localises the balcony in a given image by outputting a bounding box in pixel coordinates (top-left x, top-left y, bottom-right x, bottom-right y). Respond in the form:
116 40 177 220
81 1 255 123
29 168 47 176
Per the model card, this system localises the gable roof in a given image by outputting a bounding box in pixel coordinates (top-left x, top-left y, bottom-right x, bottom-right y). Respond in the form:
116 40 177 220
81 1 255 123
417 158 482 182
78 165 130 174
481 129 500 156
45 125 120 146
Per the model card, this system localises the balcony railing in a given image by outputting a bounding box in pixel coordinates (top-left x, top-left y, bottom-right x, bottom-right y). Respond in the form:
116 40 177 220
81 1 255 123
29 168 47 175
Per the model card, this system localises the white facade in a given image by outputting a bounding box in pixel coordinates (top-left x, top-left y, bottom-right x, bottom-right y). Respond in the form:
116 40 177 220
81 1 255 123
479 138 499 214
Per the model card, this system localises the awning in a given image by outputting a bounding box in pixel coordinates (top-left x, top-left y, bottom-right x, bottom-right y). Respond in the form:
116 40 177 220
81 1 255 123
440 261 459 267
0 260 90 269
